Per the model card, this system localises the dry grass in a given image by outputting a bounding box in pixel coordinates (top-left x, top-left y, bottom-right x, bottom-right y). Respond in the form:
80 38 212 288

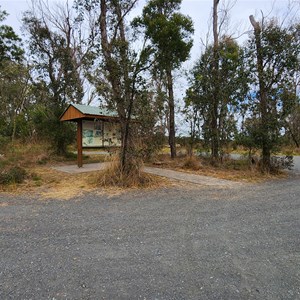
0 142 50 168
96 156 164 188
0 166 98 200
182 156 202 170
279 146 300 156
0 166 162 200
0 141 102 199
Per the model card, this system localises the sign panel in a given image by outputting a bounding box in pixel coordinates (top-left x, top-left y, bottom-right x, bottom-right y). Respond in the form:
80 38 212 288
82 120 121 147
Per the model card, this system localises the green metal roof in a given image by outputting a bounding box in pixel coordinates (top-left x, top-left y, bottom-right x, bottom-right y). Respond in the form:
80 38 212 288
72 103 118 118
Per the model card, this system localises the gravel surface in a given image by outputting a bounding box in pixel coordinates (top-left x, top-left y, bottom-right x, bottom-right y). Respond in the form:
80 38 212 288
1 176 299 300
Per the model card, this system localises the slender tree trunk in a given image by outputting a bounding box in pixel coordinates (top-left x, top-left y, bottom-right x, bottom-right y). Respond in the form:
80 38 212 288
12 113 17 143
115 2 132 173
289 130 300 148
286 123 300 148
249 15 271 172
166 68 176 158
211 0 220 162
100 0 131 173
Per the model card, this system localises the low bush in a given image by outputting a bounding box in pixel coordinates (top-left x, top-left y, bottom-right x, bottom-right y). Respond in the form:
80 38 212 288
182 156 202 170
0 136 10 152
0 166 27 185
270 156 294 172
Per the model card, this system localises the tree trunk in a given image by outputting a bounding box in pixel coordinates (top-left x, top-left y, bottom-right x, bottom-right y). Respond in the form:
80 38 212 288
211 0 220 162
100 0 133 173
286 123 300 148
120 119 130 172
249 15 271 172
11 112 17 143
166 68 176 159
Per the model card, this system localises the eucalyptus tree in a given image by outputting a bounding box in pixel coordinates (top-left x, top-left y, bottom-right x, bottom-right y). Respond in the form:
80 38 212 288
245 16 300 172
211 0 220 161
22 0 95 154
133 0 194 158
0 61 31 141
185 37 249 158
284 102 300 148
0 8 28 141
75 0 153 173
0 8 24 63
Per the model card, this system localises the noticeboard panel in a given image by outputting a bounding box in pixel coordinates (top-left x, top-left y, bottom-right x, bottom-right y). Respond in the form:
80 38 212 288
82 120 121 147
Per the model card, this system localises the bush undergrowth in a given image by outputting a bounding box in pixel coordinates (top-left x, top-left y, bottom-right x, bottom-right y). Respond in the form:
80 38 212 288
182 156 202 170
0 166 27 185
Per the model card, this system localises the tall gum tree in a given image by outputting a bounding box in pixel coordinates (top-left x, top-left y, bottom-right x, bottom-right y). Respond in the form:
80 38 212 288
22 0 95 154
185 37 248 156
247 16 300 172
133 0 194 158
76 0 152 173
211 0 220 161
0 8 24 63
0 8 28 141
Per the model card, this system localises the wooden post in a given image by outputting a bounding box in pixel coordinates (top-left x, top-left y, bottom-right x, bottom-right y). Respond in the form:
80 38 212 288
77 120 83 167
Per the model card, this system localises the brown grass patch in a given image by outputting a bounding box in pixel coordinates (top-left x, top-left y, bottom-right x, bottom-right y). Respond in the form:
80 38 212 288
0 163 169 200
0 166 99 200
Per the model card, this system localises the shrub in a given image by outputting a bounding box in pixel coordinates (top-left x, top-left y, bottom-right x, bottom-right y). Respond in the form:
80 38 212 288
139 131 165 161
0 136 10 152
270 155 294 172
182 156 201 170
0 166 27 185
97 156 158 188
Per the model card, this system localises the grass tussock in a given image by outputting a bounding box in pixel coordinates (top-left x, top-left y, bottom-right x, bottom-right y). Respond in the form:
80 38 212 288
182 156 202 170
97 156 161 188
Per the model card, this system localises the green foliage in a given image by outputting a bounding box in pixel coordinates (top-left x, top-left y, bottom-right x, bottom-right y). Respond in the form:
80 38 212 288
0 8 24 63
284 101 300 147
31 104 76 155
133 0 194 158
131 89 166 160
0 8 29 142
185 37 248 156
0 135 10 152
243 18 300 170
0 166 27 185
133 0 194 70
0 60 32 140
22 9 84 104
20 2 91 154
270 156 294 172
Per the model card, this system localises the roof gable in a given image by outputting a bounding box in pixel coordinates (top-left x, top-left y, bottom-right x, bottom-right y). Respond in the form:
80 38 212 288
60 104 118 122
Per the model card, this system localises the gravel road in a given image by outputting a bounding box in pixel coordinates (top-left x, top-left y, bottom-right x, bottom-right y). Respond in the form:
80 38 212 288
1 176 299 299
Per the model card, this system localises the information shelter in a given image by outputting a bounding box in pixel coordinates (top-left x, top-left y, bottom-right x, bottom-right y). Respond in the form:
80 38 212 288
60 103 121 167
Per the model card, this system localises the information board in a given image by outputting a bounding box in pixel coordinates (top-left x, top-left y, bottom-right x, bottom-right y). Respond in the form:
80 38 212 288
82 120 121 147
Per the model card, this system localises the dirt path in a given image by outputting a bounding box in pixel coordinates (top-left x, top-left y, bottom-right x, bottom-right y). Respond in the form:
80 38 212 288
52 163 243 187
144 167 242 187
